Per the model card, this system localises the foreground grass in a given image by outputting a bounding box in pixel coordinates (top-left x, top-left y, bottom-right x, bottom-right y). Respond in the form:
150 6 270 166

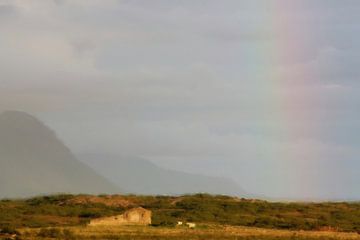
2 193 360 240
17 225 360 240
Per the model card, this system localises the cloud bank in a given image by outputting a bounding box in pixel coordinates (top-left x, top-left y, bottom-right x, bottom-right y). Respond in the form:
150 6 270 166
1 0 360 199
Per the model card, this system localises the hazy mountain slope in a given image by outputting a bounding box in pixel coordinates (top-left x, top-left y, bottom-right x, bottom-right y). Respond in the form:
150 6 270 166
0 111 120 198
78 154 247 196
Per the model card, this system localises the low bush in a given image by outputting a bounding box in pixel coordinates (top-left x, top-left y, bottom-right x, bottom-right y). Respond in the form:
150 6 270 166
0 226 20 235
37 228 63 238
37 228 75 239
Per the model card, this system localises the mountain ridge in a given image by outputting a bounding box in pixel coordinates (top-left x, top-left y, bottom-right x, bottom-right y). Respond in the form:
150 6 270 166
0 110 247 199
0 110 120 198
78 153 247 197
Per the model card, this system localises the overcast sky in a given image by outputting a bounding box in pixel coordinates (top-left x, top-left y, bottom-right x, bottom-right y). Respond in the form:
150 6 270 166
1 0 360 199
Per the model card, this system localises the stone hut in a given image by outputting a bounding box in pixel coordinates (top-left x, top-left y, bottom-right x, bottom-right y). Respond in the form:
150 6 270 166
89 207 152 226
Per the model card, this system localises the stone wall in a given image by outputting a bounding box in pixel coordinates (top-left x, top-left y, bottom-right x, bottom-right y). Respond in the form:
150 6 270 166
89 207 151 226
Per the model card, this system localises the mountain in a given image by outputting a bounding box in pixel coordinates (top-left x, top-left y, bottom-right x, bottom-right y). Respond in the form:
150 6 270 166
78 154 247 196
0 111 120 198
0 110 246 198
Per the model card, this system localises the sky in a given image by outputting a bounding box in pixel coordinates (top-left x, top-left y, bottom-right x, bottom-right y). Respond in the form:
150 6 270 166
1 0 360 199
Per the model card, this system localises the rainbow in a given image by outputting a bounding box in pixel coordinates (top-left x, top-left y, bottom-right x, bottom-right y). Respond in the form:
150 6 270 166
253 1 322 198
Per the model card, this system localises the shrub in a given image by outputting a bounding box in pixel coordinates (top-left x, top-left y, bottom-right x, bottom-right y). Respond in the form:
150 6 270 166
78 211 101 218
37 228 62 238
0 226 20 235
37 227 76 239
62 229 76 240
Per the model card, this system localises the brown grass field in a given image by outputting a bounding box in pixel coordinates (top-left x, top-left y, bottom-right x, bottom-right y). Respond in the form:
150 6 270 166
2 194 360 239
16 224 360 240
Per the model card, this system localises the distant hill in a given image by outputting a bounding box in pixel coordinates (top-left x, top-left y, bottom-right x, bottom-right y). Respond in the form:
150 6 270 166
0 110 246 199
0 111 120 198
78 154 247 196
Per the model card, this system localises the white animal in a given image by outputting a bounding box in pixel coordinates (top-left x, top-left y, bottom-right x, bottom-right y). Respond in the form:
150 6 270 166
177 221 183 225
186 222 196 228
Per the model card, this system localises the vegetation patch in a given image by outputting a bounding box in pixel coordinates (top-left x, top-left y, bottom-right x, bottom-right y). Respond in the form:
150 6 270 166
1 194 360 233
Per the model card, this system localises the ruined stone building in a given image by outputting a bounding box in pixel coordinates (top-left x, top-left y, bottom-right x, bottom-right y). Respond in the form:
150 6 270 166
89 207 152 226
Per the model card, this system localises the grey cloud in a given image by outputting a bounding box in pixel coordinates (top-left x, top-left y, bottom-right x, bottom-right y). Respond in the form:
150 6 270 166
0 4 16 16
53 0 65 6
1 0 360 199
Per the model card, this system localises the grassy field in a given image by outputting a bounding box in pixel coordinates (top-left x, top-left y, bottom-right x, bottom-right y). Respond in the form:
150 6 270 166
15 225 360 240
1 194 360 239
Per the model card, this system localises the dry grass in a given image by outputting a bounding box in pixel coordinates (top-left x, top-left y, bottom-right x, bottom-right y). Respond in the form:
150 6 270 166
18 224 360 240
66 194 134 208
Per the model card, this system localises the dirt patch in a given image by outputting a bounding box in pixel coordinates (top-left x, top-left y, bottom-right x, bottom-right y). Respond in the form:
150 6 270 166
170 197 183 205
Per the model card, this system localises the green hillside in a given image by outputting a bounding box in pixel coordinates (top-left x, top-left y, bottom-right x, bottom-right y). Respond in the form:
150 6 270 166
1 194 360 233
